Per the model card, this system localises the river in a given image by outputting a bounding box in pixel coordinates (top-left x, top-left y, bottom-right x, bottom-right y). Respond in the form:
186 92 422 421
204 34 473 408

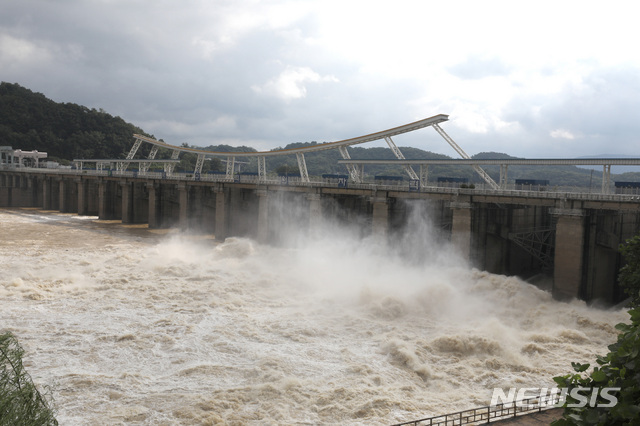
0 207 627 425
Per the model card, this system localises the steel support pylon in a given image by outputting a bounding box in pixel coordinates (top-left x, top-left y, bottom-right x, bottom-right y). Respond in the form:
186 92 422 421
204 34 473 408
193 153 205 178
127 138 142 159
419 164 429 188
500 164 509 189
296 152 310 183
225 156 235 180
384 136 419 180
140 146 159 175
602 164 611 194
258 156 266 183
338 146 361 183
165 150 180 175
432 123 499 190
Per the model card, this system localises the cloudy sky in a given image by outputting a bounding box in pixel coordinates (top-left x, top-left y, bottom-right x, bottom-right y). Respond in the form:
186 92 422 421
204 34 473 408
2 0 639 158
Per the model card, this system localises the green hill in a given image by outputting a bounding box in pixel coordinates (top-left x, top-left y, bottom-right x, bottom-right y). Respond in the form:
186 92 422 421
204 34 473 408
0 82 152 162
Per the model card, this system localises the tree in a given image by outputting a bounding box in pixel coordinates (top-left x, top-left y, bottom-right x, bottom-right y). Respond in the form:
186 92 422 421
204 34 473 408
619 235 640 308
551 234 640 425
0 332 58 425
0 82 148 160
551 308 640 425
274 164 300 175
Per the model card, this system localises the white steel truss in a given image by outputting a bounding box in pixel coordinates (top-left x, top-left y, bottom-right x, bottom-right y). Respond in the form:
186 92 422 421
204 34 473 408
296 152 310 183
384 136 419 180
602 165 612 194
432 123 499 190
225 156 235 179
193 153 205 178
419 164 429 188
499 164 509 189
139 146 159 175
127 138 142 159
148 146 158 160
338 146 361 183
258 156 266 183
164 150 180 175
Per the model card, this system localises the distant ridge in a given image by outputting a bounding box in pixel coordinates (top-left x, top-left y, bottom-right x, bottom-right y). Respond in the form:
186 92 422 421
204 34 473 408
579 154 638 158
576 154 640 174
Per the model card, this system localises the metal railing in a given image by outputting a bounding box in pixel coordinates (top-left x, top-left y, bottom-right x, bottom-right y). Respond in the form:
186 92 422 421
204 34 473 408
391 394 561 426
2 166 640 204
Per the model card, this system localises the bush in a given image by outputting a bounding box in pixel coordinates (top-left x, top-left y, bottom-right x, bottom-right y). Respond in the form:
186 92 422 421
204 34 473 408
551 308 640 425
619 235 640 308
0 332 58 425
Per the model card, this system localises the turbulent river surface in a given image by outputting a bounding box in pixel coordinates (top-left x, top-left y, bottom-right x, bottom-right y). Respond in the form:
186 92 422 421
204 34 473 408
0 207 628 425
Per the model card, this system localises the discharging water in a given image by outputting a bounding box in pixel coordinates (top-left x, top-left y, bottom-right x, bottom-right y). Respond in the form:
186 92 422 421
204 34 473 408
0 207 627 425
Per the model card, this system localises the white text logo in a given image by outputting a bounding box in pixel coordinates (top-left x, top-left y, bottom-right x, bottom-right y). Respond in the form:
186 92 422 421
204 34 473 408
490 387 619 408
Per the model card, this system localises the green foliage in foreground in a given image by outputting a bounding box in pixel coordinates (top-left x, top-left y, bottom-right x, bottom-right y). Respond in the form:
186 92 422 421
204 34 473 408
551 308 640 425
0 332 58 426
619 234 640 309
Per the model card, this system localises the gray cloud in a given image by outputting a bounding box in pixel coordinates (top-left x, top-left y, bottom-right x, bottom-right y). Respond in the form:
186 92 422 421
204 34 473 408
2 1 640 160
502 67 640 156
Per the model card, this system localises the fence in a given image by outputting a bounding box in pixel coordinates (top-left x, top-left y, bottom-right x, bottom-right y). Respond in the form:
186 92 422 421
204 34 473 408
391 393 561 426
3 166 640 204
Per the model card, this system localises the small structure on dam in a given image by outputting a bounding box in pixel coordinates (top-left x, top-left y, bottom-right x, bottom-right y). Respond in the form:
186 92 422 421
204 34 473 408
1 146 48 168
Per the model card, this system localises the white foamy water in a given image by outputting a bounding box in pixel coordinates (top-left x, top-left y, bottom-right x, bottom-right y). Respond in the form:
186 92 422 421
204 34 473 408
0 207 628 425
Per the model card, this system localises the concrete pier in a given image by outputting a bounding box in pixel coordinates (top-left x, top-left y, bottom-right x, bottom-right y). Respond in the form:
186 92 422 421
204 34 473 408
214 187 228 241
121 181 132 223
552 209 586 300
308 193 323 231
451 200 472 261
178 183 188 229
77 179 87 215
58 178 67 213
256 190 269 243
147 182 159 228
371 197 389 237
42 178 51 210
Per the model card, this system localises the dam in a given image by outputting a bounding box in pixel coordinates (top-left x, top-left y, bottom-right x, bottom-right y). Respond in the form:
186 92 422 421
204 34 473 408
1 166 639 304
1 116 638 423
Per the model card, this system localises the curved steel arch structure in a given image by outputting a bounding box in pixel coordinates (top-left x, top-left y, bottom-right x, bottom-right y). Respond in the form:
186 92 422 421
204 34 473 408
92 113 498 187
132 114 449 157
126 114 464 184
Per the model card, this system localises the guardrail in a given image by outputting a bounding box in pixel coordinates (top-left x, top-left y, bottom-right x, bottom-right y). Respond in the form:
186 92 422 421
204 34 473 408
391 394 561 426
2 166 640 203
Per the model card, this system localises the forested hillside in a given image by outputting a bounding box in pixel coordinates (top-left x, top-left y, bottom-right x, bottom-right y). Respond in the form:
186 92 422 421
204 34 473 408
0 82 150 162
2 82 638 185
